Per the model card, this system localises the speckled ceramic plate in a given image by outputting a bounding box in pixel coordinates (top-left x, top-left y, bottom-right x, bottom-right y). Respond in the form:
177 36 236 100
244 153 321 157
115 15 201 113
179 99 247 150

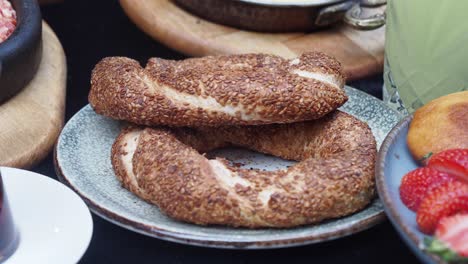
376 116 440 264
55 86 401 249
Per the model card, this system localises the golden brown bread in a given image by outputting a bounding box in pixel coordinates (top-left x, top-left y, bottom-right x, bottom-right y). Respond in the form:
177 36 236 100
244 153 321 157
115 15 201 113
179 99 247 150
407 91 468 162
112 111 377 228
89 52 347 127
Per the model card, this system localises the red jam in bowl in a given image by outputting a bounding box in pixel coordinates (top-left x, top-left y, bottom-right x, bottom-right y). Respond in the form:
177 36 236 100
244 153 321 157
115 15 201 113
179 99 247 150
0 0 16 43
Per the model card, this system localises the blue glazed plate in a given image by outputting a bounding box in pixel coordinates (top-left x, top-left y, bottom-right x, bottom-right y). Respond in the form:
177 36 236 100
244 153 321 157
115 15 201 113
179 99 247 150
376 115 443 264
55 86 401 249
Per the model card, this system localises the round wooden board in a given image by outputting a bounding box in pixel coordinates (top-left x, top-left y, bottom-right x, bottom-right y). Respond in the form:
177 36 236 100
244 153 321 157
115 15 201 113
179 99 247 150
120 0 385 81
0 22 66 168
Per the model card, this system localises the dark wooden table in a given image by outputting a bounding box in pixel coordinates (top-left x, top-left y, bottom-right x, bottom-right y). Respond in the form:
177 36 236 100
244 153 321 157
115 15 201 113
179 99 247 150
33 1 420 263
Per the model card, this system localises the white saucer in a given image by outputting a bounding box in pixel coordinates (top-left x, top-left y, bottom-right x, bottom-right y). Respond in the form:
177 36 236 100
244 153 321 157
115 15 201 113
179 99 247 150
1 167 93 264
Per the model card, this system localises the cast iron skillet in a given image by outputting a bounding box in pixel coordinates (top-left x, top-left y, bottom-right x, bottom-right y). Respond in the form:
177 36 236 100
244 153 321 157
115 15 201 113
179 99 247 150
0 0 42 104
173 0 386 32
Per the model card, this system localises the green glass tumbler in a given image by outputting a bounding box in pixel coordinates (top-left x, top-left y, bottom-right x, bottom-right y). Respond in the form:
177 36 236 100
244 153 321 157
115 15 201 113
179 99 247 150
383 0 468 114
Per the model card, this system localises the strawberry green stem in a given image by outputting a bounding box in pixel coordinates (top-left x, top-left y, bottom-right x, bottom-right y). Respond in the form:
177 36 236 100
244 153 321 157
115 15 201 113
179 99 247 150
419 152 433 164
424 237 468 263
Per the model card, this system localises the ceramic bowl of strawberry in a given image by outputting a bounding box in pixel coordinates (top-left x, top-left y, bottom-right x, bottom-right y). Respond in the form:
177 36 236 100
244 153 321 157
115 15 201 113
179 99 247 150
376 115 468 264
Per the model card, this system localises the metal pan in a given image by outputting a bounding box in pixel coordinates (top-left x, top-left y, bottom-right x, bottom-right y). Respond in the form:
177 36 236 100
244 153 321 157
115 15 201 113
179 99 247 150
173 0 386 32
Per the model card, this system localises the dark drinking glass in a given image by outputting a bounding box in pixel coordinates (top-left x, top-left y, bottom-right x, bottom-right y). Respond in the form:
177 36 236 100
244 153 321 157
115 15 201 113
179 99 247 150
0 171 18 262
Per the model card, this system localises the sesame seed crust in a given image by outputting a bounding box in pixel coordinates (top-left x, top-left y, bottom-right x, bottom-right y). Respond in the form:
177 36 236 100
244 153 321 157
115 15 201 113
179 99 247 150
89 52 347 127
112 111 377 228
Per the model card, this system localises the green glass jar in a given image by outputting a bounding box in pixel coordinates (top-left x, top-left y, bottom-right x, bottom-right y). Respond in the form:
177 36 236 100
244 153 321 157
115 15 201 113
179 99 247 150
383 0 468 114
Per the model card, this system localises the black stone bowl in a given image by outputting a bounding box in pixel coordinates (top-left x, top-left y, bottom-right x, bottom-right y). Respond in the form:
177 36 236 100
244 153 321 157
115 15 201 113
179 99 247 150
0 0 42 104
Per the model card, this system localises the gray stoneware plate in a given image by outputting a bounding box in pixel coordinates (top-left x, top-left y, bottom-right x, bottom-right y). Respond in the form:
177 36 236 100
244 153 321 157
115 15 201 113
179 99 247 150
55 86 401 249
376 115 440 264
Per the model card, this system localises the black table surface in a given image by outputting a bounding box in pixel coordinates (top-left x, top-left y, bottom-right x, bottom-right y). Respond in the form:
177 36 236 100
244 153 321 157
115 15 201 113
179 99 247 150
32 1 420 263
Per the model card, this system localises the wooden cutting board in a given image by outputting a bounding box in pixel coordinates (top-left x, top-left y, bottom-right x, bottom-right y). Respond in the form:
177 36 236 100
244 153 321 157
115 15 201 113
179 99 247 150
120 0 385 80
0 22 66 168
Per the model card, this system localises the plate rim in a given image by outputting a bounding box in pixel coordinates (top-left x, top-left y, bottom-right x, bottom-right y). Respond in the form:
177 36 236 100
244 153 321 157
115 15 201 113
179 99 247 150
54 86 398 249
375 115 442 264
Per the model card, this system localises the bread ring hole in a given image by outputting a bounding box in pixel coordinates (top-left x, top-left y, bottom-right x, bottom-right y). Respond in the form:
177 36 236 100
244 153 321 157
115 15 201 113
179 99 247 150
205 147 296 172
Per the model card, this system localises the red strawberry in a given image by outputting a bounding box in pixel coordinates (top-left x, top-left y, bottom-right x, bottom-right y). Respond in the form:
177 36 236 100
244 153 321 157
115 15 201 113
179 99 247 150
428 149 468 183
425 214 468 262
417 181 468 234
400 168 455 211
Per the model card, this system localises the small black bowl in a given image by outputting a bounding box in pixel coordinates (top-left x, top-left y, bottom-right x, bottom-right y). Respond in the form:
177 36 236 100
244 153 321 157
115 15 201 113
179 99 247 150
0 0 42 104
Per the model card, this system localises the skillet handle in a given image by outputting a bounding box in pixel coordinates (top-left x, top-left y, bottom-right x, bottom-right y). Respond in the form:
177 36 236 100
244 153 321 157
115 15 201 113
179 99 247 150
344 0 386 30
315 1 355 27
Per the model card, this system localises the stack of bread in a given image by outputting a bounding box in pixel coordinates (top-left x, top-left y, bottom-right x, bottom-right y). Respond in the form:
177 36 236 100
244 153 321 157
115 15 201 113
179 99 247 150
88 52 377 228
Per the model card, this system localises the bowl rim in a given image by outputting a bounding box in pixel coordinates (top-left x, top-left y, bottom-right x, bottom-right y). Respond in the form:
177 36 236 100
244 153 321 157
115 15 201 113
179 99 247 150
375 114 443 264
